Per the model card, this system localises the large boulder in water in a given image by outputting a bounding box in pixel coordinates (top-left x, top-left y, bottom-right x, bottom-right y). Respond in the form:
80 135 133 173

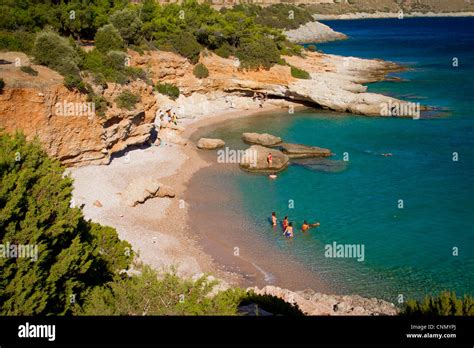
239 145 289 174
197 138 225 150
279 143 331 158
242 132 282 146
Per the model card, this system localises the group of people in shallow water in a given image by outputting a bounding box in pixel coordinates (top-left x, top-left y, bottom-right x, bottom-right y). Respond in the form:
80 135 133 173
271 212 320 238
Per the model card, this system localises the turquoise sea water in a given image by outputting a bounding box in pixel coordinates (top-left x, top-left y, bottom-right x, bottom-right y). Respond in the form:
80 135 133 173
204 18 474 301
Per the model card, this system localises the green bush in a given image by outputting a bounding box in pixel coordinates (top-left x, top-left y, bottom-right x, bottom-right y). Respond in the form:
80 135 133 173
64 75 88 94
193 63 209 79
290 65 311 79
20 66 38 76
0 78 4 93
87 92 108 117
0 133 132 315
106 50 127 71
307 44 317 52
0 31 35 54
110 8 143 45
214 42 234 59
236 37 281 70
172 32 202 64
94 24 124 54
32 31 80 77
115 90 140 110
155 82 180 100
402 291 474 316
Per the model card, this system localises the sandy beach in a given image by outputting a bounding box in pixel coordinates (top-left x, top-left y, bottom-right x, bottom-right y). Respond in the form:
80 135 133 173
69 100 329 291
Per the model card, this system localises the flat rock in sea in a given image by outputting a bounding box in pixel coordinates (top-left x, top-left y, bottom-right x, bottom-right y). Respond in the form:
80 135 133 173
291 157 347 173
196 137 225 150
279 143 331 158
239 145 289 174
242 132 282 147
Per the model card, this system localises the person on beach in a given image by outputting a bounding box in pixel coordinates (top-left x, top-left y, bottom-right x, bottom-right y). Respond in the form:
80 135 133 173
165 109 172 124
282 216 288 230
271 212 277 227
267 152 273 167
172 112 178 126
301 220 320 232
284 222 294 238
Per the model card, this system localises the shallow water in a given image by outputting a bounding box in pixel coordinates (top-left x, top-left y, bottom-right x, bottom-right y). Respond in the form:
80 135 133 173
191 17 474 302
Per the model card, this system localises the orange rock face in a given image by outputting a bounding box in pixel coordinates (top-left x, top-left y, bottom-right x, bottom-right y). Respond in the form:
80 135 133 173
0 53 158 166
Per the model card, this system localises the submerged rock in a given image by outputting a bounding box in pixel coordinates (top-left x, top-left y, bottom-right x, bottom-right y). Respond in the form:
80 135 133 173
279 143 331 158
292 157 347 173
197 138 225 150
242 132 282 147
239 145 289 174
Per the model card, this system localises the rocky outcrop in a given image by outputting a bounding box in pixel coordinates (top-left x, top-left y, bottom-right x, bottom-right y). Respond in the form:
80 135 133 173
158 125 187 145
242 132 282 146
156 184 176 198
197 137 225 149
279 143 331 158
239 145 289 173
0 53 158 166
248 286 399 316
285 20 347 44
122 177 174 207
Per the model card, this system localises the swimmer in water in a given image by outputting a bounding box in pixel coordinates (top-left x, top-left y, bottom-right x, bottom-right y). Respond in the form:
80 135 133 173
301 220 320 232
271 212 277 227
284 222 294 238
381 153 393 157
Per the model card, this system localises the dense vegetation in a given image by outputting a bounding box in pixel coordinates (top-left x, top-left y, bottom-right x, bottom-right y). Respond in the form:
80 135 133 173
0 133 132 315
0 0 309 74
403 291 474 316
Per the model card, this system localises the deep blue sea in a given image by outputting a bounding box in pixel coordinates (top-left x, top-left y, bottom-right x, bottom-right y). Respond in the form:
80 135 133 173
204 17 474 301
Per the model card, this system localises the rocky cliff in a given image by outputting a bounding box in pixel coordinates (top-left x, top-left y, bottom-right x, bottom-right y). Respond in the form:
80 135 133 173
1 47 413 166
0 52 157 166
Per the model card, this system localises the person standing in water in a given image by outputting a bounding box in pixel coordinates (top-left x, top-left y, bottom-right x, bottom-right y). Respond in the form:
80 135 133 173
284 222 294 238
271 212 277 227
282 216 288 230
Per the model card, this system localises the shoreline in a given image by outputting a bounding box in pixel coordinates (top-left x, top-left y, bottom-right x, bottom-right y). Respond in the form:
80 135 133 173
70 102 312 289
314 11 474 20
